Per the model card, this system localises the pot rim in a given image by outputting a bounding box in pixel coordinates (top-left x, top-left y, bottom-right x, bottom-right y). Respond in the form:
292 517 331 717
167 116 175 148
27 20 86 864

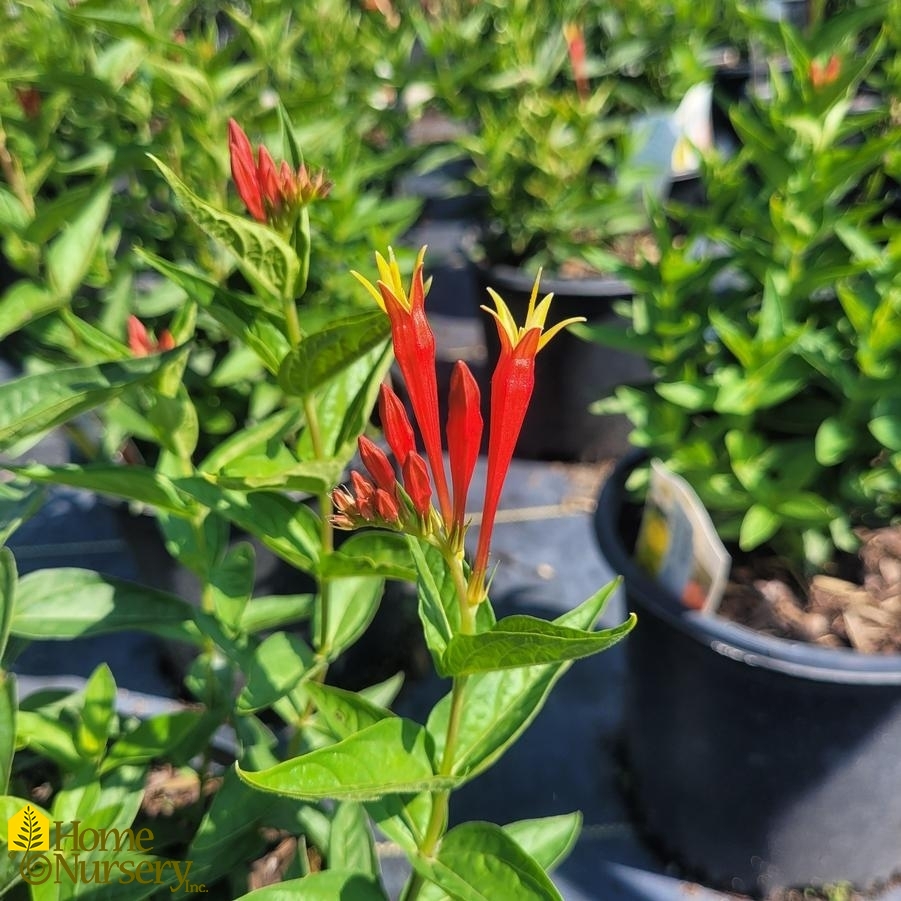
594 450 901 684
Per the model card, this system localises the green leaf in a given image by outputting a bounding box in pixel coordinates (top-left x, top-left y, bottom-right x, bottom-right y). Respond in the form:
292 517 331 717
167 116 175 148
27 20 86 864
503 812 582 872
414 821 562 901
0 349 187 451
175 478 321 573
199 408 304 473
237 632 317 714
815 416 857 465
104 711 209 772
0 280 64 341
440 611 634 677
75 663 116 761
409 538 454 666
236 718 454 801
0 548 15 667
428 582 620 782
16 709 82 770
238 594 315 633
321 576 384 660
0 674 15 793
303 682 393 741
870 406 901 451
136 249 291 374
46 182 112 301
12 569 200 644
9 463 195 516
233 872 387 901
739 504 781 550
278 311 391 396
211 543 255 631
0 483 45 548
320 532 416 581
329 802 378 878
150 156 299 304
210 456 344 496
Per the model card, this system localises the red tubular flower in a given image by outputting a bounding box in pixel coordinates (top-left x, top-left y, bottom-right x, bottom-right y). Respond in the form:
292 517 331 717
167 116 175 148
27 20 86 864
358 435 397 496
810 54 841 90
127 316 174 357
227 119 331 226
402 451 433 519
379 384 416 466
563 23 589 101
469 274 585 601
352 248 452 525
446 361 482 534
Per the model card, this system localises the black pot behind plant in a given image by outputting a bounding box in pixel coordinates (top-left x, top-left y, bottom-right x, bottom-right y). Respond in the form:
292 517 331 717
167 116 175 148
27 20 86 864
473 261 650 462
593 451 901 897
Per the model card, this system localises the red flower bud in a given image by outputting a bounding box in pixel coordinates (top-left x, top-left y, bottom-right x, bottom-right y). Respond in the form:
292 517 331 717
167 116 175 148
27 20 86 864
358 435 397 496
446 361 482 532
378 384 416 466
402 451 432 519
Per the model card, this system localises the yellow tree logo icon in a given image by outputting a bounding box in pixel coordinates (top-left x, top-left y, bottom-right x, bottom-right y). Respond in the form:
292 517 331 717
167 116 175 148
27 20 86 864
7 805 51 886
8 805 49 853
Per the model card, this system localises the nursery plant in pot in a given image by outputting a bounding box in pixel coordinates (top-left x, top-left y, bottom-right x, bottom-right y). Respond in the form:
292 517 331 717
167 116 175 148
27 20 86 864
435 2 722 460
587 8 901 896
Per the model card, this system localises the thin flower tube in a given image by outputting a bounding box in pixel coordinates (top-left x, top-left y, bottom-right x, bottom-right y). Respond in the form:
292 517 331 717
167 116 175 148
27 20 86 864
468 273 585 603
446 361 482 541
352 248 452 524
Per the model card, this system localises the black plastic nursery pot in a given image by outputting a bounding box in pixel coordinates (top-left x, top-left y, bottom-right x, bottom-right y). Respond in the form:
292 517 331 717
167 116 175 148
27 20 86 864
594 451 901 897
474 261 650 462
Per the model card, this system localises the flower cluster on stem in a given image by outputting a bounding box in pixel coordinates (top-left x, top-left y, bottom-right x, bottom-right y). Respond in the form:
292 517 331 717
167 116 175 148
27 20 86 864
340 248 584 607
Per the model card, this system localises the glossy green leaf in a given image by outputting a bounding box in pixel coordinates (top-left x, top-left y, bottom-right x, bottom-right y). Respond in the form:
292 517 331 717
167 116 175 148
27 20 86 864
441 611 634 676
0 483 45 548
320 531 416 581
739 504 781 550
302 342 394 461
237 632 317 714
408 538 454 666
278 311 391 396
46 182 112 301
199 408 303 473
238 594 315 633
103 710 209 772
504 812 582 871
9 463 195 516
188 768 274 886
0 280 64 341
236 718 454 801
136 248 290 374
12 568 201 644
815 416 857 465
175 478 321 573
303 682 392 740
210 456 344 496
428 582 620 782
211 543 255 631
0 674 15 793
870 409 901 451
414 821 562 901
0 350 186 451
150 156 299 304
16 709 81 770
75 663 116 761
329 802 378 878
233 871 387 901
0 548 15 667
320 575 384 659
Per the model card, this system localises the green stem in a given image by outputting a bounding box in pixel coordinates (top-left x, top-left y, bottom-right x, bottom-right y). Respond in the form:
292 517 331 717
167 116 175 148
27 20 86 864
401 553 474 901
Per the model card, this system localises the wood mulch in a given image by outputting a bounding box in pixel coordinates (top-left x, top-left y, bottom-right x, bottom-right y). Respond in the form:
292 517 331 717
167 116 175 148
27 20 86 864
718 524 901 654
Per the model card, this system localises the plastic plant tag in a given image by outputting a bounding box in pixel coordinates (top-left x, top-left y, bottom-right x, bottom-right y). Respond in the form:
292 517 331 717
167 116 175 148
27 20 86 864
635 459 731 613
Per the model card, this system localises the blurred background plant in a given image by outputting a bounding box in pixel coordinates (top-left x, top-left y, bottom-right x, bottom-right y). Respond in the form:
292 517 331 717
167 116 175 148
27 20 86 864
580 1 900 568
0 0 422 461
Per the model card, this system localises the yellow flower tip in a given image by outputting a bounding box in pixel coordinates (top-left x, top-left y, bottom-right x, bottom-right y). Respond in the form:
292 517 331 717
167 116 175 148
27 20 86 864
538 315 587 350
351 269 387 312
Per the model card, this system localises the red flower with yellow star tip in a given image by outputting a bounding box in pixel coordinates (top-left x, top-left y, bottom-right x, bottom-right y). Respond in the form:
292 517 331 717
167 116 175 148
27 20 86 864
351 247 452 526
469 272 585 602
